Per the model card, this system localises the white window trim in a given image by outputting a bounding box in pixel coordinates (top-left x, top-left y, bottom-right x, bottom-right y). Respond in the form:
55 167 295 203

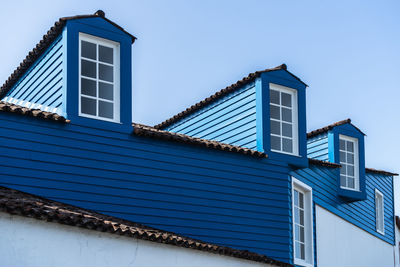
292 177 314 267
375 189 385 235
269 83 299 156
339 134 360 191
78 32 121 123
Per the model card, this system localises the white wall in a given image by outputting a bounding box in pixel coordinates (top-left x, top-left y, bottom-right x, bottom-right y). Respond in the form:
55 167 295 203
395 220 400 267
316 205 394 267
0 212 275 267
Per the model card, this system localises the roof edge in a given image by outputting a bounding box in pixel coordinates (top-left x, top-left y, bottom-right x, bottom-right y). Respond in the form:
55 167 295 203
365 168 398 177
308 158 341 168
307 119 366 138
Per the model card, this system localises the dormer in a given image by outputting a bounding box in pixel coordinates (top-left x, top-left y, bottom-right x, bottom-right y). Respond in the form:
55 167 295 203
0 11 135 130
155 64 309 168
307 119 367 201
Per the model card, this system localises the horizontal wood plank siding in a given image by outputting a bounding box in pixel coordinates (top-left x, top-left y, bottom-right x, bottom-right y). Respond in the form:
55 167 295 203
165 83 257 150
292 164 395 245
2 36 64 114
307 133 329 161
0 113 291 262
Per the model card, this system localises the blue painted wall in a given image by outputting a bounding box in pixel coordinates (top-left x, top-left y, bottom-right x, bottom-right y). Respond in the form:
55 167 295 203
0 112 293 263
307 133 329 161
2 36 65 116
165 82 258 150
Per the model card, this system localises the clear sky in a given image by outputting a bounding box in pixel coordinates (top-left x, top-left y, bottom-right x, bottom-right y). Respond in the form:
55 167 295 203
0 0 399 213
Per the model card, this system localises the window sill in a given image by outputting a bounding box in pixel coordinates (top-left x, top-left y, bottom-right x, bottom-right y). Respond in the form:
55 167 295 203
294 259 313 267
377 229 385 235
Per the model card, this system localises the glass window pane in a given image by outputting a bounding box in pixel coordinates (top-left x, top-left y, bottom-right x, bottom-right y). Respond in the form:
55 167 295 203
282 138 293 153
270 105 280 120
271 135 281 151
294 190 299 206
282 107 292 122
81 97 96 116
340 165 346 175
271 120 280 135
299 225 305 242
81 41 96 60
270 90 279 104
295 225 300 240
347 153 354 164
99 64 114 82
340 175 346 187
340 151 346 163
300 210 304 225
281 92 292 107
99 45 113 64
347 165 354 176
294 208 299 224
81 78 96 97
81 59 96 78
295 242 301 259
300 243 305 260
98 101 114 119
99 82 114 100
340 139 346 150
347 141 354 152
348 177 355 189
282 123 292 137
299 192 304 208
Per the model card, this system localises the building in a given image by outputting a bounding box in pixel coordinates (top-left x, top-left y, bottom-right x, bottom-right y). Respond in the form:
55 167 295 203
0 10 398 267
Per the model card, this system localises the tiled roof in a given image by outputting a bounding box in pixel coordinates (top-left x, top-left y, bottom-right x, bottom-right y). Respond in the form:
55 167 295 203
0 186 290 267
307 118 366 138
0 10 136 99
0 101 69 123
308 158 341 168
365 168 398 177
154 64 307 130
133 123 267 158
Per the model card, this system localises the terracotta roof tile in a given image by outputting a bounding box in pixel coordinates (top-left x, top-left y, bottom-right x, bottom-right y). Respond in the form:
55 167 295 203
0 186 290 267
154 64 307 130
0 10 136 99
133 123 267 158
307 119 366 138
0 101 69 123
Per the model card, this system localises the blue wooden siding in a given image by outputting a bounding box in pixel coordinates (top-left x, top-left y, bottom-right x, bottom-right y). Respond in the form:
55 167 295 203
165 83 258 150
2 36 65 115
0 112 292 263
307 133 329 161
291 165 395 246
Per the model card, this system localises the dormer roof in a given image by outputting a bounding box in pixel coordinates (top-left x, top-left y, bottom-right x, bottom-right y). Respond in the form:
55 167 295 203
307 118 366 138
0 10 136 100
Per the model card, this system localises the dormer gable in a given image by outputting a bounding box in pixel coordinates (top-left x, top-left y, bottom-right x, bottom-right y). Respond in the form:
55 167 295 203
0 11 135 129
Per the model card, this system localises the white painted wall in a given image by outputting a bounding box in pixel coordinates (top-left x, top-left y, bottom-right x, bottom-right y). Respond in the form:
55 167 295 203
0 212 275 267
316 205 394 267
395 220 400 267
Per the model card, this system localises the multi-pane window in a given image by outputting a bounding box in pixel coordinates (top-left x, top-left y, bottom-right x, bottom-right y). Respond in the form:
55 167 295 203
270 84 298 155
79 33 120 122
293 189 306 260
292 178 313 266
375 189 384 234
339 135 359 190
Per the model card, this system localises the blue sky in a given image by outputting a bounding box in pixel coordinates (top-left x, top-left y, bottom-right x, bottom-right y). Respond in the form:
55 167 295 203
0 0 399 212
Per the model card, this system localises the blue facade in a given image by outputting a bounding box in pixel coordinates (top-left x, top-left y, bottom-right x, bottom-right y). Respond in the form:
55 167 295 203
0 12 397 267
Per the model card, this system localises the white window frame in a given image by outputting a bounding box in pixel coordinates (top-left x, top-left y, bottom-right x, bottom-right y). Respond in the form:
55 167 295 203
375 189 384 235
78 33 120 123
339 134 359 191
292 177 314 267
269 83 299 156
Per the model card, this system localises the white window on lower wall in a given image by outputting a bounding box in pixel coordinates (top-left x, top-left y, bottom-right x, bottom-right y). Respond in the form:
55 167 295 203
292 177 314 267
375 189 384 235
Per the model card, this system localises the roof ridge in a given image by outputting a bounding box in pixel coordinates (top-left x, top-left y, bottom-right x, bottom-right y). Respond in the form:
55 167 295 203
154 64 306 130
133 123 267 158
307 118 366 138
0 11 136 99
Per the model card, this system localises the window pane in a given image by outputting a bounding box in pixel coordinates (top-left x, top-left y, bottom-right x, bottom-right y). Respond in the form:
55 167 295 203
294 208 299 224
281 92 292 107
81 41 96 60
299 192 304 208
340 139 346 150
300 210 304 225
347 153 354 164
340 165 346 175
98 101 114 119
271 135 281 150
99 82 114 100
270 89 279 104
282 107 292 122
282 123 292 137
340 151 346 163
295 242 301 259
348 177 355 189
270 105 280 120
81 97 96 116
295 225 300 240
347 141 354 152
347 165 354 176
294 190 299 206
81 59 96 78
300 243 305 260
299 225 305 242
99 64 114 82
99 45 113 64
340 175 346 187
282 138 293 153
81 78 96 97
